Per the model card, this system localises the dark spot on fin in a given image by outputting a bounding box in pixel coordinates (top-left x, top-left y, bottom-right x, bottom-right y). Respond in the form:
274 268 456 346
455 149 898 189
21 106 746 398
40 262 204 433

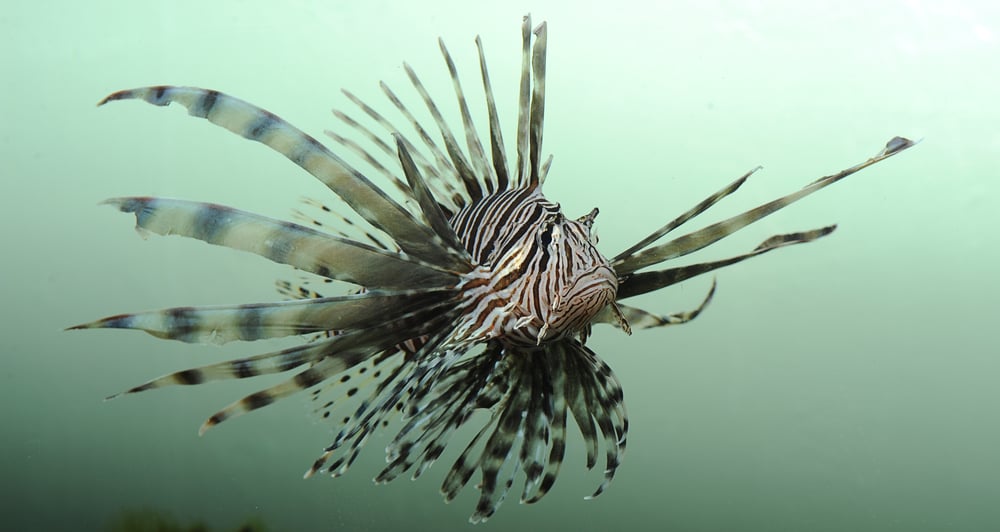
191 206 230 242
247 111 279 140
126 382 156 394
190 89 219 118
295 368 325 389
106 196 151 215
200 412 227 436
97 89 135 106
146 86 171 106
243 391 274 411
166 307 197 339
175 369 203 385
236 309 263 342
232 359 258 379
884 136 914 155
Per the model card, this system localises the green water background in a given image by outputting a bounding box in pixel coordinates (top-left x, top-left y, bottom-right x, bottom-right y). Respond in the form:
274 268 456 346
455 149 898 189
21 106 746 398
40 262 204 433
3 1 997 530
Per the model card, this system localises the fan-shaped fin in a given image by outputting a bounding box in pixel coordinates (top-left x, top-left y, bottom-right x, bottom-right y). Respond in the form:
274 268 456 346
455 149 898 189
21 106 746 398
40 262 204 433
69 287 454 344
98 86 469 271
103 197 458 289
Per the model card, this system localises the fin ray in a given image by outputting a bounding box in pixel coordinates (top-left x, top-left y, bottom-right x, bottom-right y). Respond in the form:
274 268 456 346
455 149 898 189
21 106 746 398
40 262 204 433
615 138 915 274
99 86 469 271
104 197 458 289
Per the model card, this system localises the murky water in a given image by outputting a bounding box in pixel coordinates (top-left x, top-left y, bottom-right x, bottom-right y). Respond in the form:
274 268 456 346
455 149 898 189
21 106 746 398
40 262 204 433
3 1 997 530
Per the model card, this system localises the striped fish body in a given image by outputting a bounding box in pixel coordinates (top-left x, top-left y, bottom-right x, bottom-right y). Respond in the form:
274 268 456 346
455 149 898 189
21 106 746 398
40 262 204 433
450 189 616 347
72 15 914 524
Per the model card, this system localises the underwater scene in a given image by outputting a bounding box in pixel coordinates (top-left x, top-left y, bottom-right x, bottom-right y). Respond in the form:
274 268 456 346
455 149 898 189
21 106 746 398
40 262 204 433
3 1 997 531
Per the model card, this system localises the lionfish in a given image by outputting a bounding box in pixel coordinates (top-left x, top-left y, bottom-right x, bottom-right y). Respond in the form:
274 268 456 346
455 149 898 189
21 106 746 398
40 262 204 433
72 17 913 523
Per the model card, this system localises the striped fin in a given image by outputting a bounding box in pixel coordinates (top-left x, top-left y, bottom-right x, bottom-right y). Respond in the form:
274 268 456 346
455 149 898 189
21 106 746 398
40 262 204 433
321 126 411 200
376 345 505 484
617 225 836 300
404 62 483 202
613 167 757 262
516 355 552 503
438 350 518 505
105 300 449 401
367 85 468 209
199 354 356 436
104 197 458 290
199 310 457 435
527 21 547 188
564 347 600 470
625 286 715 328
306 350 412 480
441 414 497 505
435 358 526 524
594 279 716 330
329 100 462 216
98 86 470 272
316 332 463 479
292 196 393 251
107 336 342 399
275 278 330 301
308 347 403 427
340 89 422 162
514 16 532 188
522 349 567 504
615 137 916 274
539 154 553 185
68 287 454 344
329 106 396 167
371 340 626 519
578 342 627 499
394 136 467 253
470 367 532 524
439 38 496 194
416 349 532 523
432 341 608 514
474 35 510 191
